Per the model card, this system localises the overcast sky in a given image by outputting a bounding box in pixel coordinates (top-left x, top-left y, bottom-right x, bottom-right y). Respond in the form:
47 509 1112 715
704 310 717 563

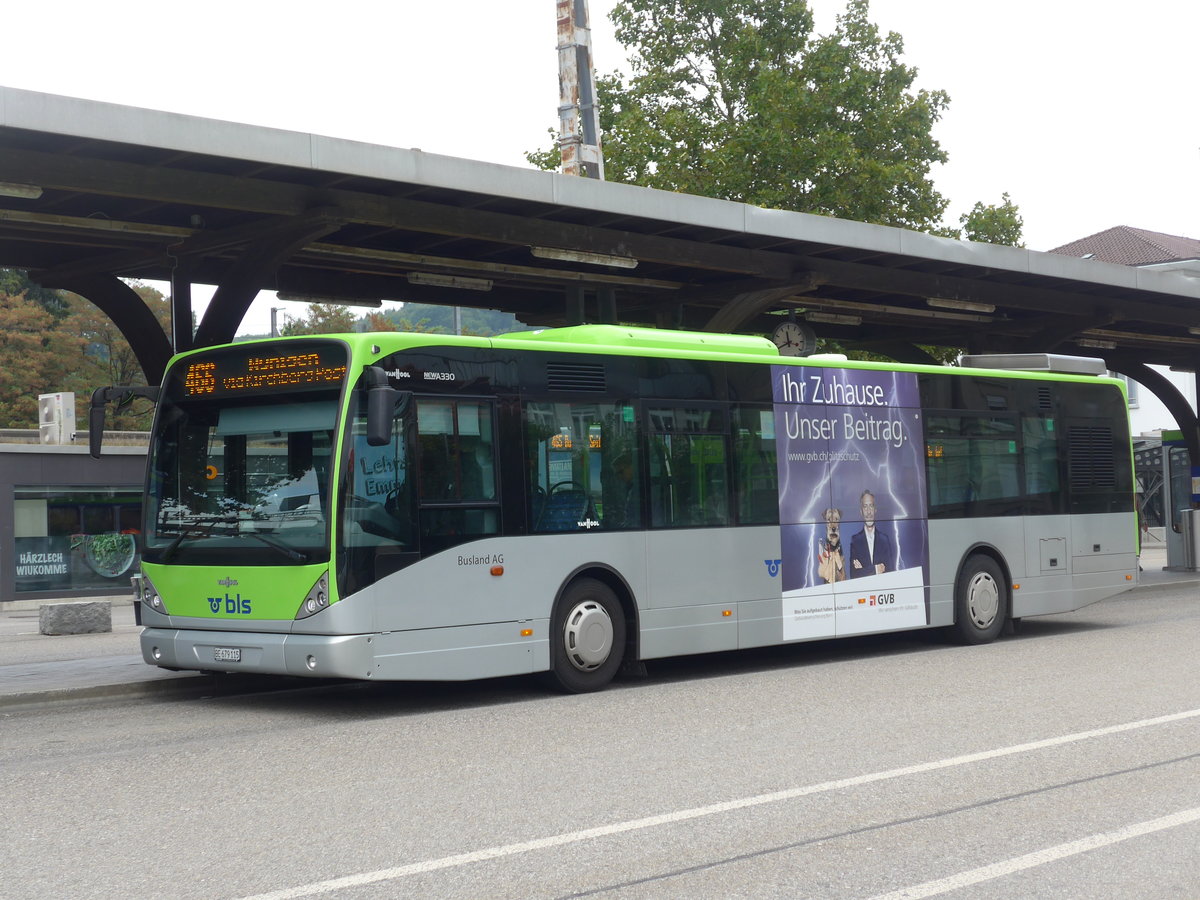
5 1 1198 334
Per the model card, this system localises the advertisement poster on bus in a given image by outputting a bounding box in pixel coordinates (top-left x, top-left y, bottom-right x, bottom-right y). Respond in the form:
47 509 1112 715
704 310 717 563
772 365 929 640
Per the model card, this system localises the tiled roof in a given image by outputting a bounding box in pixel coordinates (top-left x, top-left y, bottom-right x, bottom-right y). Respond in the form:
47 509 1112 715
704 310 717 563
1049 226 1200 266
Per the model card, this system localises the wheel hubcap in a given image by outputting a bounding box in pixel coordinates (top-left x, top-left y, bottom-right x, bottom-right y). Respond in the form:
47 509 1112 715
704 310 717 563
563 600 613 671
967 572 999 629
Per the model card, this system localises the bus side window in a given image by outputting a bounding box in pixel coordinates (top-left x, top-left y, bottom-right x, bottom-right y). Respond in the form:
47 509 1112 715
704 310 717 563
925 413 1020 516
732 406 778 525
342 397 412 548
415 399 500 545
524 400 639 531
647 407 730 528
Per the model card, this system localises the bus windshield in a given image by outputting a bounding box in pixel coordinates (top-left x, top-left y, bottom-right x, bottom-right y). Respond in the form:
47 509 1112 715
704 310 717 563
142 342 347 564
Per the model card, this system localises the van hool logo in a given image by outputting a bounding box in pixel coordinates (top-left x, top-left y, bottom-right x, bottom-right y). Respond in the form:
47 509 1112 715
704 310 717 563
764 559 782 577
218 577 239 587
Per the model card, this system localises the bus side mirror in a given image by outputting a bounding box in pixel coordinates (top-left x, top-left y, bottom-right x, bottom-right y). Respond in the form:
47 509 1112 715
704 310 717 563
365 367 411 446
89 387 111 459
89 385 161 458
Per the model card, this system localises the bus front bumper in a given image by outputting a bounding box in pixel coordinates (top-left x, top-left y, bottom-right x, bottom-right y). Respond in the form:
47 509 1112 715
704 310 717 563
140 627 373 680
140 621 549 681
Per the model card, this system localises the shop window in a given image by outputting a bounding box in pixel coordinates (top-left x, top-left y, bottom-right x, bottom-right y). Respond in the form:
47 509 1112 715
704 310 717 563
14 486 142 593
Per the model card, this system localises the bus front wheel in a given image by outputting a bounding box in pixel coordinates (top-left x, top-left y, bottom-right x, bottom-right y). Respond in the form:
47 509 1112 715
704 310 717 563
952 554 1007 645
545 577 626 693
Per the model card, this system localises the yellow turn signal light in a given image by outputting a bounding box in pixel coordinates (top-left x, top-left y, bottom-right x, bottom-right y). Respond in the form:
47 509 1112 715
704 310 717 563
520 628 533 637
490 565 504 576
722 609 732 617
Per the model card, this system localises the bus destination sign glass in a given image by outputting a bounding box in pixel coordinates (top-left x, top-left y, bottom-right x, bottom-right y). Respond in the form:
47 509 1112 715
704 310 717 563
180 345 347 398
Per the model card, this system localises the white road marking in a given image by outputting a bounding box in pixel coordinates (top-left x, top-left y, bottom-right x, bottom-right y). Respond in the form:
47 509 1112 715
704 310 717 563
237 707 1200 900
868 806 1200 899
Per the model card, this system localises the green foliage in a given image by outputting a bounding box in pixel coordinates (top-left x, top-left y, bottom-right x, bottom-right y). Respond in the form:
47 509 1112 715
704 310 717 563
530 0 1026 247
363 312 398 333
0 290 80 426
955 192 1024 247
815 338 958 365
0 279 170 429
278 303 358 336
371 304 528 337
530 0 951 231
252 302 528 339
0 268 70 317
57 282 172 430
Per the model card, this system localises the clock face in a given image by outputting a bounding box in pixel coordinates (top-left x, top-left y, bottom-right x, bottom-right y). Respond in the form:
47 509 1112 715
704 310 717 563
772 321 815 357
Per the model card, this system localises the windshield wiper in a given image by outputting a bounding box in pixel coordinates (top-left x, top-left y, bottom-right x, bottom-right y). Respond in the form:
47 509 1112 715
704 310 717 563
243 531 310 562
158 515 237 561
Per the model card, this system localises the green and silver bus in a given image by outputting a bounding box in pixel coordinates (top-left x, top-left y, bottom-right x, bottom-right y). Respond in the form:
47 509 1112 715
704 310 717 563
123 325 1137 691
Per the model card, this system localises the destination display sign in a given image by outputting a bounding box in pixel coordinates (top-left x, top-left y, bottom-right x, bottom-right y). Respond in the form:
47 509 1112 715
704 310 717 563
177 343 348 398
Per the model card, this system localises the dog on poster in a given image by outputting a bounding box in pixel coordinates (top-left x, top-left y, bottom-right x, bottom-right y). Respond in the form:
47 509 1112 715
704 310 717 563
817 507 846 584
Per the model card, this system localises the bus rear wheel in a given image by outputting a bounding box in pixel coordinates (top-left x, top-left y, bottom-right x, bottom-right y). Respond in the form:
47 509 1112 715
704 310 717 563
952 554 1007 645
545 577 626 693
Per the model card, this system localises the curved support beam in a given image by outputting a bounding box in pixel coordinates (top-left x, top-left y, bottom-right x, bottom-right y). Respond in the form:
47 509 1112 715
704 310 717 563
1108 358 1199 468
702 276 822 333
1021 311 1117 352
34 272 171 386
192 213 344 348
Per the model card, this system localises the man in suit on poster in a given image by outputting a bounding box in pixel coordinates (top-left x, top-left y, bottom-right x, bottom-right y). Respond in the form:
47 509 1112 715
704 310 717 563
849 489 896 577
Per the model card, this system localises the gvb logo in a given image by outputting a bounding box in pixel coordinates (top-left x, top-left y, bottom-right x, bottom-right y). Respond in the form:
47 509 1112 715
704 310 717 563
764 559 782 578
208 593 252 615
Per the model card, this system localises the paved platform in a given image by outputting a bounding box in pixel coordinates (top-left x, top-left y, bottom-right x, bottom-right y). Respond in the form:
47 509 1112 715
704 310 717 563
0 602 306 708
0 547 1193 709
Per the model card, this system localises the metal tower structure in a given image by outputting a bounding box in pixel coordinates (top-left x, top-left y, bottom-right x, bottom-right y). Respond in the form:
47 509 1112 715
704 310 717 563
557 0 605 179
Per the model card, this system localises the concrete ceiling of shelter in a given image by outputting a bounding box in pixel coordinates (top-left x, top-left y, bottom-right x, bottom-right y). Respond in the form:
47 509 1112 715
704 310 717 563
2 99 1200 384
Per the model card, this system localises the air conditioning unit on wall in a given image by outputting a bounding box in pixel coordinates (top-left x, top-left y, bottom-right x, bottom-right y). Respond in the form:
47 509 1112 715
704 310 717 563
38 392 76 444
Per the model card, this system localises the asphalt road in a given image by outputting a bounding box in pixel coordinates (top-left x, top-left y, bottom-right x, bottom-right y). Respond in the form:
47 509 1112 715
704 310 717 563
1 584 1197 900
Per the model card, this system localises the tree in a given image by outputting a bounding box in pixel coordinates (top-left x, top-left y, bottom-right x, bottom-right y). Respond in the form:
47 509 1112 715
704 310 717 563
0 290 81 427
55 282 172 430
956 192 1024 247
0 269 69 318
372 303 527 336
530 0 951 231
363 312 398 332
280 303 358 336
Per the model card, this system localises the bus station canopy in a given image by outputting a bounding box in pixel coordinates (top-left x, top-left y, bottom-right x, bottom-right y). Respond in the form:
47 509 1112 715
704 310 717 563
1 86 1198 393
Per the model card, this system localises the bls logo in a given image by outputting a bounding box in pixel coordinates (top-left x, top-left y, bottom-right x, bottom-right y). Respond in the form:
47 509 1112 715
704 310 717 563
208 593 252 615
764 559 782 578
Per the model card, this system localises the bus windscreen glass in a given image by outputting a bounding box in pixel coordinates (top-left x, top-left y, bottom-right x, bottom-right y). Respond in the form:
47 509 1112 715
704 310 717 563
143 342 347 564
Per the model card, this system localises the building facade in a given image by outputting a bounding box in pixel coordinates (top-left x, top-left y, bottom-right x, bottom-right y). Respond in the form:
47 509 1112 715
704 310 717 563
0 436 146 604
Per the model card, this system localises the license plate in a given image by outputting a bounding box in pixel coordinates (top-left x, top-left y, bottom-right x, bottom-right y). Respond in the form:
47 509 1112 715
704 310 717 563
213 647 241 663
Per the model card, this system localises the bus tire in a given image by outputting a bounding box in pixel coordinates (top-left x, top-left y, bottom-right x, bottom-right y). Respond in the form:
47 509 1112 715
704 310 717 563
545 577 626 693
952 554 1007 645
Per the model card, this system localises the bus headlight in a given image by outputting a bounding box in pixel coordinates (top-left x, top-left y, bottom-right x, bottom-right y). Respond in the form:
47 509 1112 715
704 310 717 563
295 571 331 620
137 574 170 615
